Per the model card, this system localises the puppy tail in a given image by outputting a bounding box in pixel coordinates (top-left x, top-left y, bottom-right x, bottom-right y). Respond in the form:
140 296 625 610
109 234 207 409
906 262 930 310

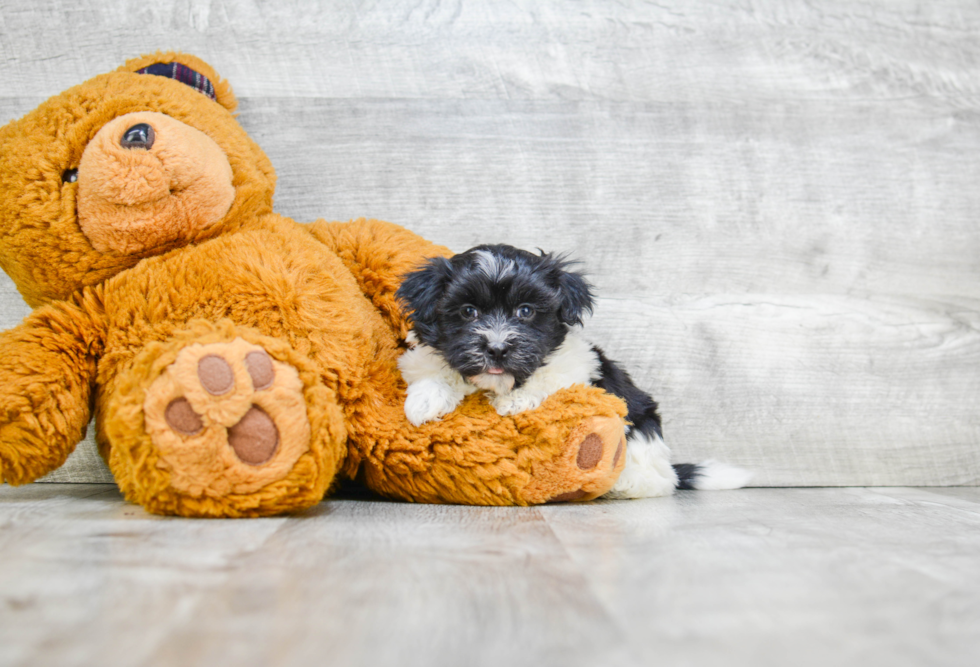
673 460 753 491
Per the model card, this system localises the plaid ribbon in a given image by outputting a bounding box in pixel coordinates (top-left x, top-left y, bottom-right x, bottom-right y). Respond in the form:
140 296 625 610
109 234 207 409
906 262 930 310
136 62 217 101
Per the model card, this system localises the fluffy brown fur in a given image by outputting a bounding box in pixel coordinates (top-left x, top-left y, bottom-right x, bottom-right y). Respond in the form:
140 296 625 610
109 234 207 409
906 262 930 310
0 53 628 517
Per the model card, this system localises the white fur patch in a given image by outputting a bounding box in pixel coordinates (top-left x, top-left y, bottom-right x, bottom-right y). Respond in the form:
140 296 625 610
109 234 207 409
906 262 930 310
603 431 679 499
398 343 476 425
473 250 516 281
472 315 519 348
688 459 754 490
490 331 600 415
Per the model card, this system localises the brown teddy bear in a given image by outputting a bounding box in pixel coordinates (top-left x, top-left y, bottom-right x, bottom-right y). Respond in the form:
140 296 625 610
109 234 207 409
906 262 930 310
0 52 628 517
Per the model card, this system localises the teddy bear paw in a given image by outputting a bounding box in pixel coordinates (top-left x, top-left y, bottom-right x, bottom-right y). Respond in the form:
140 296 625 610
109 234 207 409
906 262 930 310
142 338 313 497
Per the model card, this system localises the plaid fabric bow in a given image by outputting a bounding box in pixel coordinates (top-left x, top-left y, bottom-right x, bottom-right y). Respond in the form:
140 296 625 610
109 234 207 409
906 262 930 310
136 62 217 101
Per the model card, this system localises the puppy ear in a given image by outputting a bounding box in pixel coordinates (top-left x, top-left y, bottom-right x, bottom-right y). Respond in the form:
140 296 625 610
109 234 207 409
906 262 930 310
397 256 455 342
547 255 594 326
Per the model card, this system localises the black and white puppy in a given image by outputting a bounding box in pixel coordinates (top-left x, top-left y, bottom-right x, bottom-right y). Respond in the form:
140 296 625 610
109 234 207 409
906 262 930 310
395 244 750 498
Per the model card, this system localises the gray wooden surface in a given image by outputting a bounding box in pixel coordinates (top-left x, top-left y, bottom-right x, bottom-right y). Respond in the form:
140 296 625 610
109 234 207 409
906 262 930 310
2 1 979 486
1 483 978 667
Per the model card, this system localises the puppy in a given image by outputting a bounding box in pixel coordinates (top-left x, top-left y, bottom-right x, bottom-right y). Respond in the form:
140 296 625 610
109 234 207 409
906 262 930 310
395 244 751 498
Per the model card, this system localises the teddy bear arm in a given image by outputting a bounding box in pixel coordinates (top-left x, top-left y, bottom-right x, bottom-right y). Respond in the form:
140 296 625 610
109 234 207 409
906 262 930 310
0 295 105 485
306 218 452 338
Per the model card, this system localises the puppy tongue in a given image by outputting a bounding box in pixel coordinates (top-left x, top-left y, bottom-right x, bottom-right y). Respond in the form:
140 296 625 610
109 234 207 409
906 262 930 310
487 368 504 375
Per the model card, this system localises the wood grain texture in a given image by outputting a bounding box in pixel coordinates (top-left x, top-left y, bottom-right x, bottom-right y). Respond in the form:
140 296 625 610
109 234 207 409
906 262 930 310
585 294 980 486
2 484 979 667
239 97 980 299
1 0 979 486
542 486 980 667
2 1 979 102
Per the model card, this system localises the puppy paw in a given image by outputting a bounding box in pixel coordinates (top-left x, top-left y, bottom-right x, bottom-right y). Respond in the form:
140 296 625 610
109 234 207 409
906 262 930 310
491 389 545 416
404 379 463 426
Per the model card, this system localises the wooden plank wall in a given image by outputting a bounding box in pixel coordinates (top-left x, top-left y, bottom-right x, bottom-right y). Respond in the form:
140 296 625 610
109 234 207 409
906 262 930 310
1 0 978 486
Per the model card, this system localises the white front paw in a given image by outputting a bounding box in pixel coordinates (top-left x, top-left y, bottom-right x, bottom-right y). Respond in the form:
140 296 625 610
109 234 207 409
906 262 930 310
491 390 545 416
404 379 463 426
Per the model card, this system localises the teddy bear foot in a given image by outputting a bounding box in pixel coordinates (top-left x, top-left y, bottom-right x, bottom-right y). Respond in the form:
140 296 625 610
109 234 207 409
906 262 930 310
522 415 627 504
104 327 348 517
140 337 315 499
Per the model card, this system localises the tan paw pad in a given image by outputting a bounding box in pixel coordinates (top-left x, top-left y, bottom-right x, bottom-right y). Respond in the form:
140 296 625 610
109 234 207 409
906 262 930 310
228 406 279 465
165 398 204 436
245 350 275 390
612 436 626 468
576 433 604 470
198 355 235 395
547 489 589 503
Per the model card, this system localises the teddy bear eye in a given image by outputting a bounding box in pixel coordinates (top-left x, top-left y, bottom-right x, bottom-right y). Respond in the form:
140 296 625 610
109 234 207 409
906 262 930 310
62 168 78 183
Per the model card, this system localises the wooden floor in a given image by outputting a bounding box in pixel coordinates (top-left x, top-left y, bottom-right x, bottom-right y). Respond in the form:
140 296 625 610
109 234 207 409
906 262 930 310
1 484 977 667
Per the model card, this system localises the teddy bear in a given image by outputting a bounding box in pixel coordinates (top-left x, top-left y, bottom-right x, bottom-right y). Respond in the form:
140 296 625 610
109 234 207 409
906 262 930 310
0 52 629 517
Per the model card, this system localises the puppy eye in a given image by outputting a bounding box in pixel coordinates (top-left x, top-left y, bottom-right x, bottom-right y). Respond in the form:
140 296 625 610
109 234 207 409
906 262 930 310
62 168 78 183
516 305 535 319
460 305 479 320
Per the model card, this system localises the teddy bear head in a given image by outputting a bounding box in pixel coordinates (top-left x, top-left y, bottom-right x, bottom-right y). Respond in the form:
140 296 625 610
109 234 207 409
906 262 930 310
0 52 278 307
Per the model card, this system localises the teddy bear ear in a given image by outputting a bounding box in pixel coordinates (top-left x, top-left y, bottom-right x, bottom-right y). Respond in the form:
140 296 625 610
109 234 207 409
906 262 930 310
117 52 238 113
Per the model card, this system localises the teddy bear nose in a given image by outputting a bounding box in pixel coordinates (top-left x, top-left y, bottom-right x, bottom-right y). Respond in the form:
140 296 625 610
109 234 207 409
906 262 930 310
120 123 155 150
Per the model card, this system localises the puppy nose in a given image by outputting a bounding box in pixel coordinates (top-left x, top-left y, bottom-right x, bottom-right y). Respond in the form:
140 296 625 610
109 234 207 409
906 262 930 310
487 342 509 363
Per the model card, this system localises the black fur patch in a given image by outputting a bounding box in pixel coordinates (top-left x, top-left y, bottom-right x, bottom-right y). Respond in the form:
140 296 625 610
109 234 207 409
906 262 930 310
671 463 701 490
591 345 663 440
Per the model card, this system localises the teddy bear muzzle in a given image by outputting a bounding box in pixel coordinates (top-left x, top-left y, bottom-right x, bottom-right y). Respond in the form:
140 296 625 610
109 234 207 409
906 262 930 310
76 111 235 255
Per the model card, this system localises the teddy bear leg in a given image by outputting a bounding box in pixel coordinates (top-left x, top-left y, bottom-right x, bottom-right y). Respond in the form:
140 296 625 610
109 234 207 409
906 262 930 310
103 327 346 517
359 387 628 506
